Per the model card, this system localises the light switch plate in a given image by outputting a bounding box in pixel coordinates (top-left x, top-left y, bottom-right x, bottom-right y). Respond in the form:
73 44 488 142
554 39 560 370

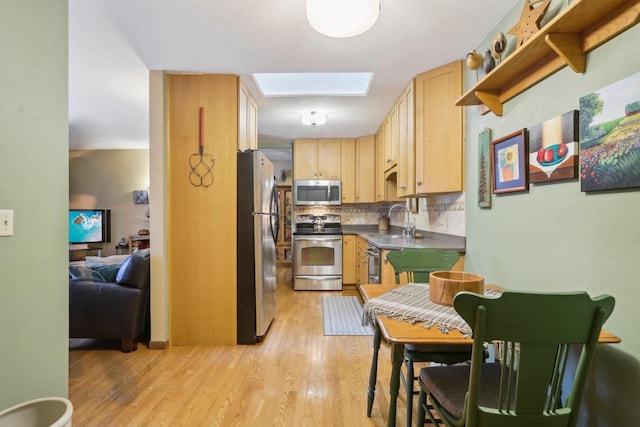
0 210 14 236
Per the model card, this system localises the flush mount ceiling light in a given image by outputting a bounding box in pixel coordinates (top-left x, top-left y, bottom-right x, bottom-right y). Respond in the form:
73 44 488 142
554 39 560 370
301 111 327 127
306 0 380 38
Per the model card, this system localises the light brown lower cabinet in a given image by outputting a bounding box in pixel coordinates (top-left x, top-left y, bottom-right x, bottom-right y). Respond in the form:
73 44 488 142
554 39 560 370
342 235 357 285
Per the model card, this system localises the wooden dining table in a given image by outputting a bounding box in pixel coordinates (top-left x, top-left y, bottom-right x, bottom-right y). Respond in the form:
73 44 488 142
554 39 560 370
359 283 621 427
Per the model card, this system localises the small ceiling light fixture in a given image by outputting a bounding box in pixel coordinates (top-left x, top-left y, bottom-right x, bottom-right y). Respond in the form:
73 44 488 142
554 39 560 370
301 111 327 127
306 0 380 38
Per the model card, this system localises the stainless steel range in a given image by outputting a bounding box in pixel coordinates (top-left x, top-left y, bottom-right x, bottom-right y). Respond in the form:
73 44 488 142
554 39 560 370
293 214 343 291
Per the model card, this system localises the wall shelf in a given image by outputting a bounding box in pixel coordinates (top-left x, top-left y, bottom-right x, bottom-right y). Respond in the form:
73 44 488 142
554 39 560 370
456 0 640 116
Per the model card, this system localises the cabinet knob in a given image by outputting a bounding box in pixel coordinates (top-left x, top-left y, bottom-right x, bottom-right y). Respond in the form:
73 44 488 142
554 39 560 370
417 181 422 186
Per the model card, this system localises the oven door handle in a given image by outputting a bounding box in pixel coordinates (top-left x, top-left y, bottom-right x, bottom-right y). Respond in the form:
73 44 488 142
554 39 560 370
294 275 343 281
294 236 342 242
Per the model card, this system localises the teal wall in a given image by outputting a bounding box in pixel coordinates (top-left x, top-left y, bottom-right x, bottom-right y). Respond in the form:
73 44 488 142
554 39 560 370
464 2 640 425
0 0 69 408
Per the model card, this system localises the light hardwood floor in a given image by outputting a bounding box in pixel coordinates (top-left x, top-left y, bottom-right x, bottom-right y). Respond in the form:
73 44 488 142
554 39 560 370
69 268 412 426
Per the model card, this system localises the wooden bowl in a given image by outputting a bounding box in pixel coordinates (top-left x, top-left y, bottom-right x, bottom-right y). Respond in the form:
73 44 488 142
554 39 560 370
429 271 484 306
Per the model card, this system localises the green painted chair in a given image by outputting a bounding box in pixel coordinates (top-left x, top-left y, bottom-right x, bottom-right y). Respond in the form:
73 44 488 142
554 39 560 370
385 248 470 427
416 290 615 427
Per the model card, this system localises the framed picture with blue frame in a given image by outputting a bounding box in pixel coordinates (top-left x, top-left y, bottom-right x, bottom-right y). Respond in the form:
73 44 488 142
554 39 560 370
491 129 528 194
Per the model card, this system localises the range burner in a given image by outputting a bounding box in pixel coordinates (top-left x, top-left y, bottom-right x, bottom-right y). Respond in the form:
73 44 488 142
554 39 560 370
294 214 342 235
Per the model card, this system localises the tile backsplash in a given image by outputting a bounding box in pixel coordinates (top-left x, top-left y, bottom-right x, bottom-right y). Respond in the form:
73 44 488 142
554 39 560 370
293 192 465 236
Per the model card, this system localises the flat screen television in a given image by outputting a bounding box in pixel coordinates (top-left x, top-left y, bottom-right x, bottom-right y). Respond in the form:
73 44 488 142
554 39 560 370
69 209 111 244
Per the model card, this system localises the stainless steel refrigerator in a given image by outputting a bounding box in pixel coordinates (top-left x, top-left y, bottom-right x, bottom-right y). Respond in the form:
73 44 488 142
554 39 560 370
237 150 279 344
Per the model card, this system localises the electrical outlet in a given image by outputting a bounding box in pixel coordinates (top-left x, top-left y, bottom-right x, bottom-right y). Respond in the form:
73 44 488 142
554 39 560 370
0 210 14 236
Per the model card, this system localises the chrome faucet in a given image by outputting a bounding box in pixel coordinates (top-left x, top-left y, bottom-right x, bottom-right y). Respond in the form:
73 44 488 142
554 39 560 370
387 203 415 237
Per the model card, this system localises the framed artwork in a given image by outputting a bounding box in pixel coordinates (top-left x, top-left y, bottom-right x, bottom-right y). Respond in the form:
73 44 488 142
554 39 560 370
579 71 640 192
491 129 528 194
409 198 419 214
529 111 579 183
478 128 492 207
133 190 149 205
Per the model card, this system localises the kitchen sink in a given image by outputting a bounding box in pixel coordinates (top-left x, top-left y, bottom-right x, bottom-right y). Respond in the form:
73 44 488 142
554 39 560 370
368 234 407 239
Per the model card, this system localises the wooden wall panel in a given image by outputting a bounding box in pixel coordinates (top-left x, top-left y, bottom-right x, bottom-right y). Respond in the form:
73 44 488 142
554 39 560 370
167 74 238 345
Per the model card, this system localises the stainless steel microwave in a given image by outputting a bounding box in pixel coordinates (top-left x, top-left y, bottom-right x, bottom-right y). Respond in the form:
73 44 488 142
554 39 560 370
293 180 341 206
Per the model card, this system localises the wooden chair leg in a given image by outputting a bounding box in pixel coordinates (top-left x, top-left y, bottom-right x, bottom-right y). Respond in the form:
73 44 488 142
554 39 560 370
417 387 427 426
405 355 415 427
367 323 382 416
121 338 137 353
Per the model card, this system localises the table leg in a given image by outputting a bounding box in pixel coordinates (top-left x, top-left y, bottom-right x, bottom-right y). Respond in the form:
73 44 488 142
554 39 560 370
387 343 404 427
367 322 382 417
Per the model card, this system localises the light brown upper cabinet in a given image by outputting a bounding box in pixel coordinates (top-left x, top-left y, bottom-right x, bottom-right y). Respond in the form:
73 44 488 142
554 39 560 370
355 135 376 203
293 138 342 180
238 81 258 151
415 61 464 194
375 126 386 202
341 138 356 203
386 107 398 171
342 136 375 203
396 81 415 197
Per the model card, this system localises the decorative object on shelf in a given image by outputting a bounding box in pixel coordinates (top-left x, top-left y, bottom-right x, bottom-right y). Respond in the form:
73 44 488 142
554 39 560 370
465 49 484 82
508 0 551 48
478 128 492 208
280 169 287 182
491 32 507 64
491 129 529 194
133 190 148 205
306 0 380 38
188 106 215 188
579 71 640 192
529 111 579 183
138 229 149 236
483 48 496 76
456 0 640 117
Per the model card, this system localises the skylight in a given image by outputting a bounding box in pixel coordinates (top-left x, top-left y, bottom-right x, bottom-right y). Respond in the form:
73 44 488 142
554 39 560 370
253 72 373 97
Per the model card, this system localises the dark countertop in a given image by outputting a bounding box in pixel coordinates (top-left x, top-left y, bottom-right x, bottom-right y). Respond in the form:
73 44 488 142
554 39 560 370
341 225 466 252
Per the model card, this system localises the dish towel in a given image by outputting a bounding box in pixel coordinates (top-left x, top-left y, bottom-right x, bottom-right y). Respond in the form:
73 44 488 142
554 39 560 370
362 283 501 336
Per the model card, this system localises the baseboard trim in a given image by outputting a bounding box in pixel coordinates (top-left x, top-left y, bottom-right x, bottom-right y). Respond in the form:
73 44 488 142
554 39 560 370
148 340 168 350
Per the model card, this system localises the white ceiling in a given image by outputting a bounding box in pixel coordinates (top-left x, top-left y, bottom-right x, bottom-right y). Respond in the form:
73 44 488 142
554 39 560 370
69 0 519 151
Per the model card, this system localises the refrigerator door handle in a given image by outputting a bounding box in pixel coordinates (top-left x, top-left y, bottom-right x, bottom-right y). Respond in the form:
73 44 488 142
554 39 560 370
269 178 279 245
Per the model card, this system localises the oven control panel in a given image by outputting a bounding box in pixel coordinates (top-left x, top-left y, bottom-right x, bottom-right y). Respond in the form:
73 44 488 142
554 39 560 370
294 214 341 235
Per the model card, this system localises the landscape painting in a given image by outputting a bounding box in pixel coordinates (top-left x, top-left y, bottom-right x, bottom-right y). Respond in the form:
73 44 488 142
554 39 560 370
579 71 640 192
529 111 578 183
